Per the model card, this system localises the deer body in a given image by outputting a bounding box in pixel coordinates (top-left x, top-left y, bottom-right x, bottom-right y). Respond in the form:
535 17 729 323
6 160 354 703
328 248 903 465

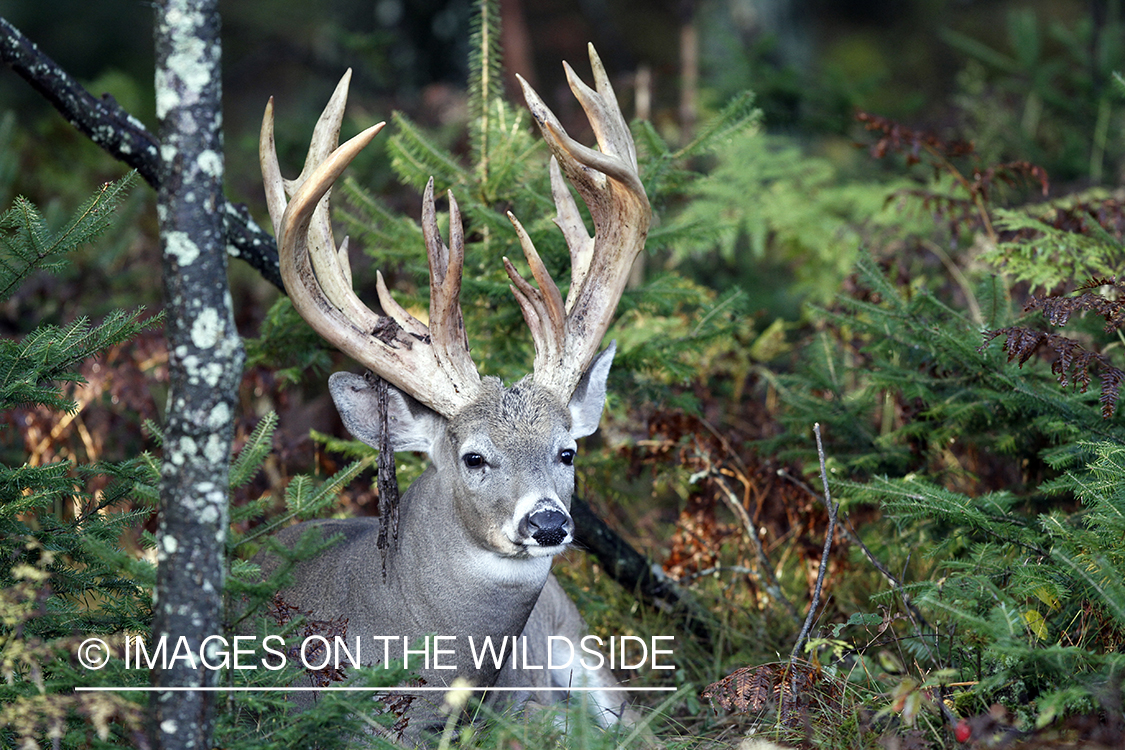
258 44 650 737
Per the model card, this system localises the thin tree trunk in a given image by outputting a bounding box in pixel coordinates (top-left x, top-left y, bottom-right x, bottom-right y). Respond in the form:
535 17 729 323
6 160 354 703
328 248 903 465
150 2 243 749
499 0 535 92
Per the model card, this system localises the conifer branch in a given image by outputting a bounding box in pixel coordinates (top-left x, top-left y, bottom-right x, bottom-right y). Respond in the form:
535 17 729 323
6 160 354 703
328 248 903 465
0 174 139 300
0 15 284 290
467 0 504 181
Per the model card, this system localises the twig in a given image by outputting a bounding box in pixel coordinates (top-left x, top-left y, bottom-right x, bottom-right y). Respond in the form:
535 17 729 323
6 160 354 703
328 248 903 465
777 465 937 657
0 15 284 290
790 423 837 661
710 470 800 622
372 373 400 580
675 564 758 583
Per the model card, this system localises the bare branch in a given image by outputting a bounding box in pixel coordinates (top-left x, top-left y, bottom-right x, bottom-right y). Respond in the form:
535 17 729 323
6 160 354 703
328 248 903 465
790 423 838 661
0 15 284 290
710 470 800 622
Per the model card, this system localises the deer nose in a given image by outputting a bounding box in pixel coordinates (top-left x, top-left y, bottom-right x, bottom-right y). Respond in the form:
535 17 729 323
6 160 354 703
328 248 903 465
526 509 570 547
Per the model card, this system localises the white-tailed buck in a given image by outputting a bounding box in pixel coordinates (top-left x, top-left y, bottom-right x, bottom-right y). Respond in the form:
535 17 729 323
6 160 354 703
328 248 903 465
257 45 650 737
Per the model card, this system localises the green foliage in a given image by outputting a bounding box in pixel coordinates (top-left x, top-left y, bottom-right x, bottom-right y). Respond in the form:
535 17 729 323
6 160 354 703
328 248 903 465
762 217 1125 732
387 110 473 191
444 687 682 750
0 173 139 304
988 197 1125 290
244 297 334 384
19 2 1125 746
218 415 413 749
945 8 1125 182
0 174 399 749
666 128 905 306
761 255 1120 477
466 0 505 178
0 175 158 748
1040 442 1125 626
841 441 1125 724
0 312 154 414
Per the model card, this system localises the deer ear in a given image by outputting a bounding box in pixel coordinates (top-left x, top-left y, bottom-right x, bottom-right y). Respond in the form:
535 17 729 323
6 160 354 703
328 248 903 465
328 372 444 454
568 341 615 439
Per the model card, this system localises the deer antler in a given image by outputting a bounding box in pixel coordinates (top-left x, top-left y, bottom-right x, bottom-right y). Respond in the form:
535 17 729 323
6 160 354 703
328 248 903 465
261 70 481 417
504 43 652 399
262 45 649 415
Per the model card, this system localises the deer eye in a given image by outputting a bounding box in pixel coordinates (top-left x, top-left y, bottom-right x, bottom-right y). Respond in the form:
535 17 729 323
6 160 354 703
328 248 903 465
462 452 484 469
559 448 576 466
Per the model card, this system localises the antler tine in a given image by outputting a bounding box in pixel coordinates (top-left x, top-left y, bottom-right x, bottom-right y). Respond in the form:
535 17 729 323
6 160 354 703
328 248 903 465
508 43 651 397
422 180 478 390
547 156 596 305
502 213 566 369
263 73 482 417
262 72 355 314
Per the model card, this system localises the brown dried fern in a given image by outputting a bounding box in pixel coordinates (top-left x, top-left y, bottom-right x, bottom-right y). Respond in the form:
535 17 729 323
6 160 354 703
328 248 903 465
858 111 1048 242
267 594 351 687
1025 278 1125 330
702 661 841 727
983 279 1125 418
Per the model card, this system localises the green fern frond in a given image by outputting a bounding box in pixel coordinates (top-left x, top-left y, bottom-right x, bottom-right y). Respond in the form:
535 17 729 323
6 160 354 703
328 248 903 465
988 207 1125 290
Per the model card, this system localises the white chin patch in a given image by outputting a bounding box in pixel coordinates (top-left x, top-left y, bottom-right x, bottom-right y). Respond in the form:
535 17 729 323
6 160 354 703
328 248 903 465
468 549 551 583
524 541 567 557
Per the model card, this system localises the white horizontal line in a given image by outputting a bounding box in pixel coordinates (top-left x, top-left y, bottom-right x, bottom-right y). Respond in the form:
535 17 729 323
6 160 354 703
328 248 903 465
75 686 675 693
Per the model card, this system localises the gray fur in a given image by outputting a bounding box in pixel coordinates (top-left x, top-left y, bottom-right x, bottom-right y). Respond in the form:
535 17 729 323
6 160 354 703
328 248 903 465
257 346 624 737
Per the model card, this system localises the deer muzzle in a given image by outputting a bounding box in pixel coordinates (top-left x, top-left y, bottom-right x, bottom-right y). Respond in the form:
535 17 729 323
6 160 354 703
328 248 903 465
526 508 571 547
511 502 574 553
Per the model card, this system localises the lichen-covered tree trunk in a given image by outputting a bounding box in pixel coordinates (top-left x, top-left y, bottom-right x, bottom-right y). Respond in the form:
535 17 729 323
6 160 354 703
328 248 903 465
150 2 243 749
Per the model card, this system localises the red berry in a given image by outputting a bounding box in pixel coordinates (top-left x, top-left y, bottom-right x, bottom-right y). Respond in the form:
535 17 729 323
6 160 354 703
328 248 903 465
954 719 971 743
